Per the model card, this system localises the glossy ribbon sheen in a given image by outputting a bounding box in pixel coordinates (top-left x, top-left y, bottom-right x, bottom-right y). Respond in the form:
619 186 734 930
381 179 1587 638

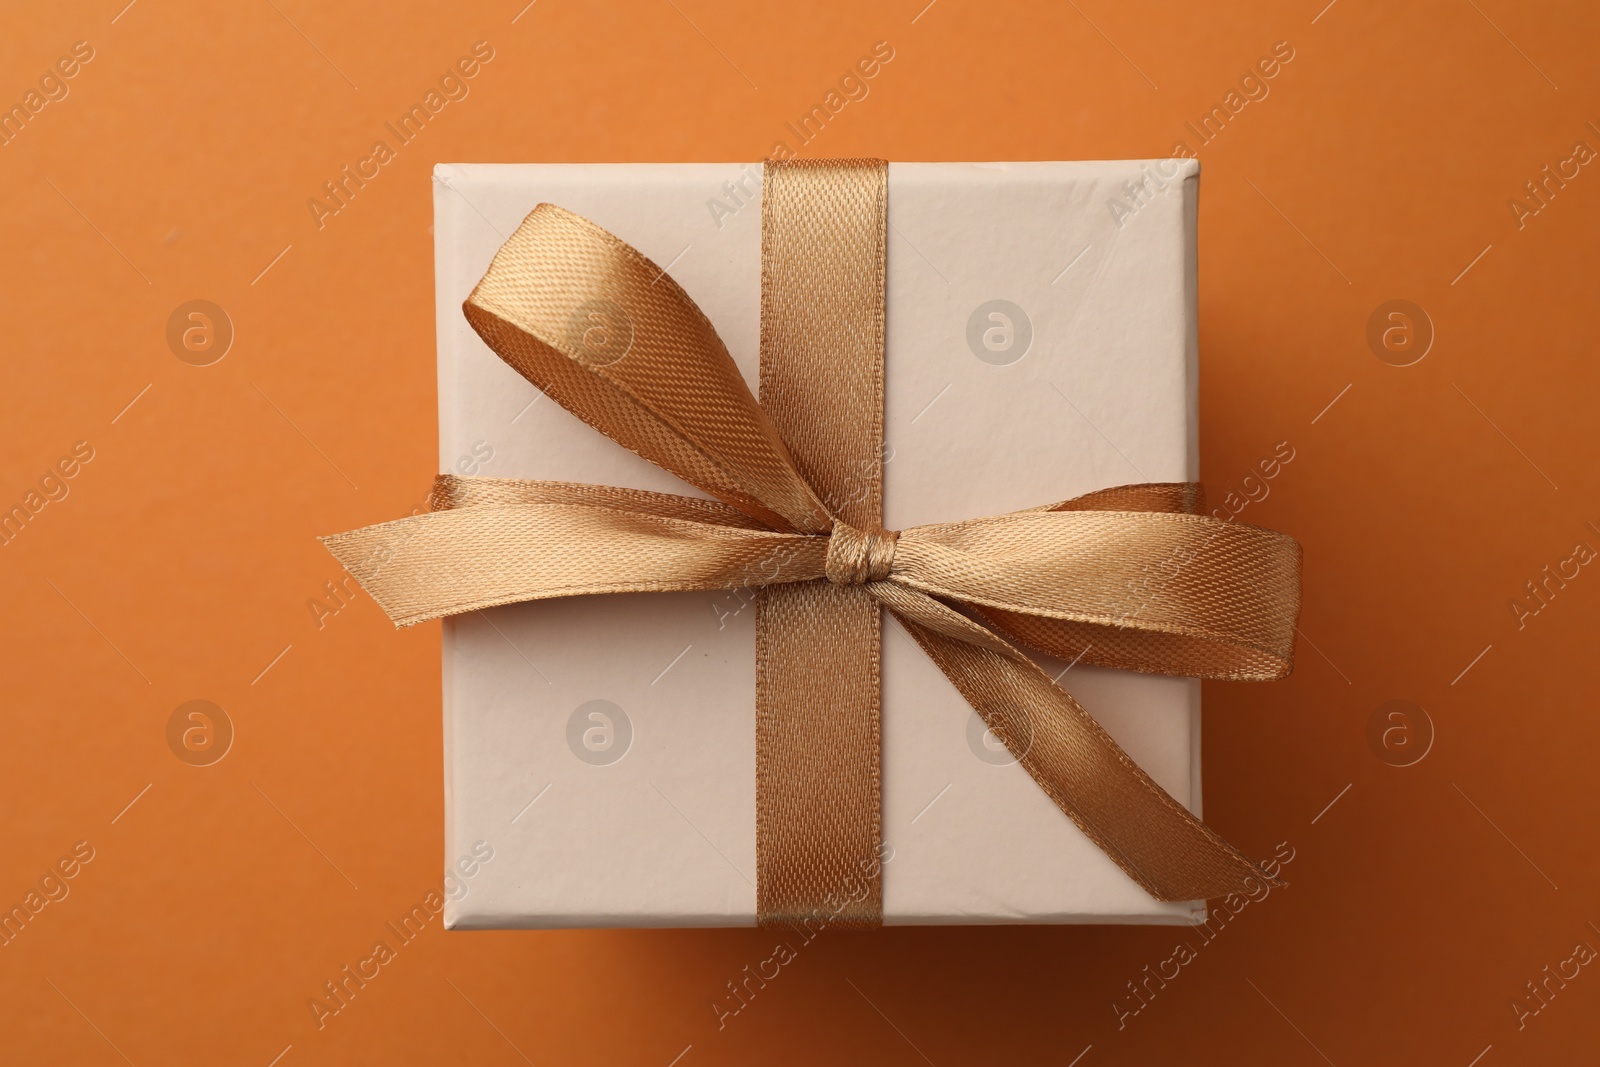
322 159 1302 925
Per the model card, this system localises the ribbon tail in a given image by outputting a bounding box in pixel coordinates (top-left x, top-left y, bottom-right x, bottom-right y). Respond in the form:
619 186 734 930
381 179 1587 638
993 482 1302 680
320 502 825 627
873 582 1282 901
895 507 1302 682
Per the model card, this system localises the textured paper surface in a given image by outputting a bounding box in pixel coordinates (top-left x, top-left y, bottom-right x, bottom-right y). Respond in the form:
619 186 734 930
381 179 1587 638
435 161 1206 927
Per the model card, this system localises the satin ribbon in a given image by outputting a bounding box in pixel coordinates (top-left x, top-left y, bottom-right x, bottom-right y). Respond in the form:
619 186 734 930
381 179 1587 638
323 158 1302 926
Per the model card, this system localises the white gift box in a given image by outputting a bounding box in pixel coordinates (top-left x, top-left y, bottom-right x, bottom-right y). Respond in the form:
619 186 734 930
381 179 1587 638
434 160 1208 927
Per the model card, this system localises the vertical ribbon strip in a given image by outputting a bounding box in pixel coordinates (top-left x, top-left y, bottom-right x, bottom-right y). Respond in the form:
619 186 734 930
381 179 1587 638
755 159 889 928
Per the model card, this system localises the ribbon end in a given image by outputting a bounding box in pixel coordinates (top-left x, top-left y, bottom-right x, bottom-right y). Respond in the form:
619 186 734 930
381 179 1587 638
317 527 417 627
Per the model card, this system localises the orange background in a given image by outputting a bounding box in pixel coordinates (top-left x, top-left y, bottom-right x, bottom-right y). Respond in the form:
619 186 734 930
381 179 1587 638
3 1 1598 1063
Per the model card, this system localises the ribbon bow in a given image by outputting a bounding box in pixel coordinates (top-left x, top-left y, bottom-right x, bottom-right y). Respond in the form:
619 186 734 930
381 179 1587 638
323 159 1301 927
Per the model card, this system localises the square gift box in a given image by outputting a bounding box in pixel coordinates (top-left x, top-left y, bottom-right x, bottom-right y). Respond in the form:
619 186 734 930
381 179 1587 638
433 160 1211 927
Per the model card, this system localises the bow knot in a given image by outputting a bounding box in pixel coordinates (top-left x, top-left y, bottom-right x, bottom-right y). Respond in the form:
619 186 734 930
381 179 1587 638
824 521 898 586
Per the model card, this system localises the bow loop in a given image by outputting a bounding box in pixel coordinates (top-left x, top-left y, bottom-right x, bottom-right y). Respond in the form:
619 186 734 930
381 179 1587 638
463 204 830 534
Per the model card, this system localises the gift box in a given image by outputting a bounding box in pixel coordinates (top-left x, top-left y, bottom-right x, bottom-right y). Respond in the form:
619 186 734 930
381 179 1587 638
420 159 1235 927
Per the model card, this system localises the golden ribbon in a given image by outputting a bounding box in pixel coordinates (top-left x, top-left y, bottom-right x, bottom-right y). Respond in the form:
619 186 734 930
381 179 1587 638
323 159 1302 927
